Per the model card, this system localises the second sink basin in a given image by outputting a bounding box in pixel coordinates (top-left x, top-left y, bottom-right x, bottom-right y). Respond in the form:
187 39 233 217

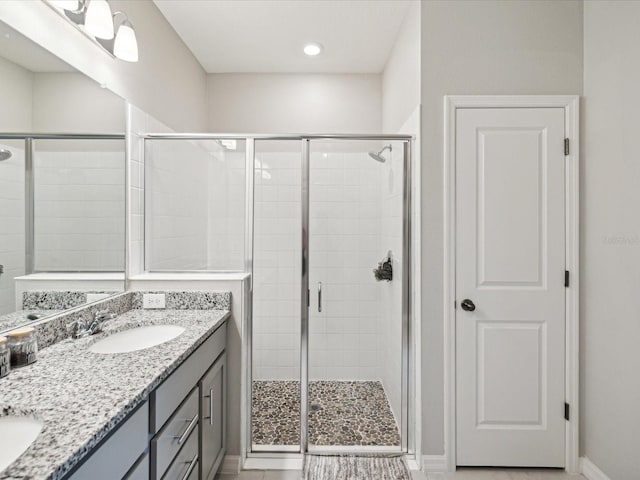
89 325 186 354
0 415 43 472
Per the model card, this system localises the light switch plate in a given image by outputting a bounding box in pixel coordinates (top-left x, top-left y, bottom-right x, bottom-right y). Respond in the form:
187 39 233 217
143 293 166 309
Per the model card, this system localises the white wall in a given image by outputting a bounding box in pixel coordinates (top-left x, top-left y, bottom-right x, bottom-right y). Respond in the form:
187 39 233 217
207 74 382 133
582 3 640 479
419 0 583 455
0 0 207 132
0 56 33 132
382 1 420 133
32 73 124 133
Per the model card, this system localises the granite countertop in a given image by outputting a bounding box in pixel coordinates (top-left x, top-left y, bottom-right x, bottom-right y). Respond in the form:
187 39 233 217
0 310 64 334
0 308 229 480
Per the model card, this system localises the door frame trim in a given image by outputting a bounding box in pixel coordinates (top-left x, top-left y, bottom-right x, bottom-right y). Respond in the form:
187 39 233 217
443 95 580 473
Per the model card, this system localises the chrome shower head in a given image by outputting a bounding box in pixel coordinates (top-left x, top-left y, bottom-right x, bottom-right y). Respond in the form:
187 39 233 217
0 149 12 161
368 145 391 163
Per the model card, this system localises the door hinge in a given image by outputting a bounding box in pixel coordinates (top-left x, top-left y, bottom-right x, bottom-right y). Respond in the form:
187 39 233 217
564 138 570 156
564 270 570 288
564 402 570 421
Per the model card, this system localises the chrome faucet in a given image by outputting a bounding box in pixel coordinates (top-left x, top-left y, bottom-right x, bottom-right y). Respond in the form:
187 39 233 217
68 311 117 339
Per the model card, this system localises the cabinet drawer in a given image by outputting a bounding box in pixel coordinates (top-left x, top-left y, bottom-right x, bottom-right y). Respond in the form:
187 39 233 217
151 322 226 432
151 387 199 479
124 452 148 480
68 401 148 480
161 428 198 480
186 461 199 480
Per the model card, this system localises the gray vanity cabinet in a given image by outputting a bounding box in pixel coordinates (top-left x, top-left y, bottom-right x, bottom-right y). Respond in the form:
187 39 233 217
64 320 227 480
67 402 149 480
200 353 226 480
150 321 227 480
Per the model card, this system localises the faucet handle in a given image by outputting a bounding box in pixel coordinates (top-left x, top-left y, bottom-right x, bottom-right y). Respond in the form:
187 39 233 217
94 310 116 322
67 318 88 339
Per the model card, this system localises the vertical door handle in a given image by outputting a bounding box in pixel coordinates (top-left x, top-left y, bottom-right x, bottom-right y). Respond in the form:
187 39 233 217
318 281 322 313
204 388 214 425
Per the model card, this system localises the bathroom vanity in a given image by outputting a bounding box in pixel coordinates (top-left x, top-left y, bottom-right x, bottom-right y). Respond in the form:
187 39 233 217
0 301 229 480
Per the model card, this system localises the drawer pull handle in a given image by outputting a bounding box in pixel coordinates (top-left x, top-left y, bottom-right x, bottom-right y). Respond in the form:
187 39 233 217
204 388 214 425
180 453 198 480
175 414 198 445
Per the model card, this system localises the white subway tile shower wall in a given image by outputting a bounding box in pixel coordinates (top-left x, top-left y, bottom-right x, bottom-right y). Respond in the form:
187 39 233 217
33 148 125 271
252 145 403 387
146 139 209 270
0 143 25 314
145 138 246 271
127 105 173 277
207 149 246 270
253 148 302 380
308 150 384 381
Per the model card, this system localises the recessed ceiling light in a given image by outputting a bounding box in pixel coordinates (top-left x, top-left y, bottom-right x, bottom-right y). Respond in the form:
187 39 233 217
303 43 323 56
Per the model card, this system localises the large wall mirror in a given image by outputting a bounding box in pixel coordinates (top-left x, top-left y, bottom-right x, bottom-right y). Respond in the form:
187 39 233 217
0 20 126 334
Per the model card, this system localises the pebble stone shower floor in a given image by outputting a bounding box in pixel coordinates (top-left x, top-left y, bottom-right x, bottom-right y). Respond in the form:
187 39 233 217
252 380 401 446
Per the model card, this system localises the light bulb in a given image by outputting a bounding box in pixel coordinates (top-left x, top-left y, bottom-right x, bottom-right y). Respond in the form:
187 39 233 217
85 0 114 39
49 0 80 10
114 22 138 62
303 43 323 56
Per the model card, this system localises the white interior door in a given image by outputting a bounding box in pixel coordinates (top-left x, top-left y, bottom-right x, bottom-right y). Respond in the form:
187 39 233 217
455 107 566 467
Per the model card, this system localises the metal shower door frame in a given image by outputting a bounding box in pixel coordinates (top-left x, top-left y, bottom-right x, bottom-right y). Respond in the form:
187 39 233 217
300 136 412 455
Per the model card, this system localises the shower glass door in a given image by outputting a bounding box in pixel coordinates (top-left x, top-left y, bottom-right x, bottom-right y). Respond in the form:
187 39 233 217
251 139 303 452
304 139 408 452
250 136 410 455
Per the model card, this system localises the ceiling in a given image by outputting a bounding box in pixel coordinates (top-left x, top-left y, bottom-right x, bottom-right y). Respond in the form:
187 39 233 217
153 0 412 74
0 21 74 73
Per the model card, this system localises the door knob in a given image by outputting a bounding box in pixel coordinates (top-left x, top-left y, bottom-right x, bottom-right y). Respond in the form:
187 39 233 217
461 299 476 312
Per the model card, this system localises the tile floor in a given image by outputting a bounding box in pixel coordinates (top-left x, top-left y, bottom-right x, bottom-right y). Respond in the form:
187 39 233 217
252 380 400 446
215 469 585 480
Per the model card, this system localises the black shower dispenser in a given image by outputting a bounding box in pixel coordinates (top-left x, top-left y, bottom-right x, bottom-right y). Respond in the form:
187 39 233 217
373 251 393 282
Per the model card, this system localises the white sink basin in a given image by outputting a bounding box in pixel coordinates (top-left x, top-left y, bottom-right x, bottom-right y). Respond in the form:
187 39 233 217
0 416 43 472
89 325 185 354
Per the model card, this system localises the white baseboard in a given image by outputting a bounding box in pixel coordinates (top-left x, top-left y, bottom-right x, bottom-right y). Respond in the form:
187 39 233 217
220 455 241 475
243 456 304 470
422 455 448 472
581 457 612 480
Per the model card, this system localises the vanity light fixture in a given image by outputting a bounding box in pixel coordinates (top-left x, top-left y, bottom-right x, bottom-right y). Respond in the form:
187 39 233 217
49 0 80 10
303 42 323 56
104 12 139 62
84 0 113 39
45 0 139 62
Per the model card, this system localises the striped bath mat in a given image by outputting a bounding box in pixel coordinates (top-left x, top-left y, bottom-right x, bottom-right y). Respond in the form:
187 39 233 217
303 454 411 480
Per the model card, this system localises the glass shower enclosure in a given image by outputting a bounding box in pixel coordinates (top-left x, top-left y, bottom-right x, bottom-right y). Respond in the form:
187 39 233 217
142 133 413 457
251 136 411 455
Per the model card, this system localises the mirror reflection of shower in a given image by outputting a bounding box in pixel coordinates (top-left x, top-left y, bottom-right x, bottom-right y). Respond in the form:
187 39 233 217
368 144 392 163
0 149 12 161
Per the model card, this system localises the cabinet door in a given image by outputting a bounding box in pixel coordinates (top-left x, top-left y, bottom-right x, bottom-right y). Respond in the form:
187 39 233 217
199 353 226 480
